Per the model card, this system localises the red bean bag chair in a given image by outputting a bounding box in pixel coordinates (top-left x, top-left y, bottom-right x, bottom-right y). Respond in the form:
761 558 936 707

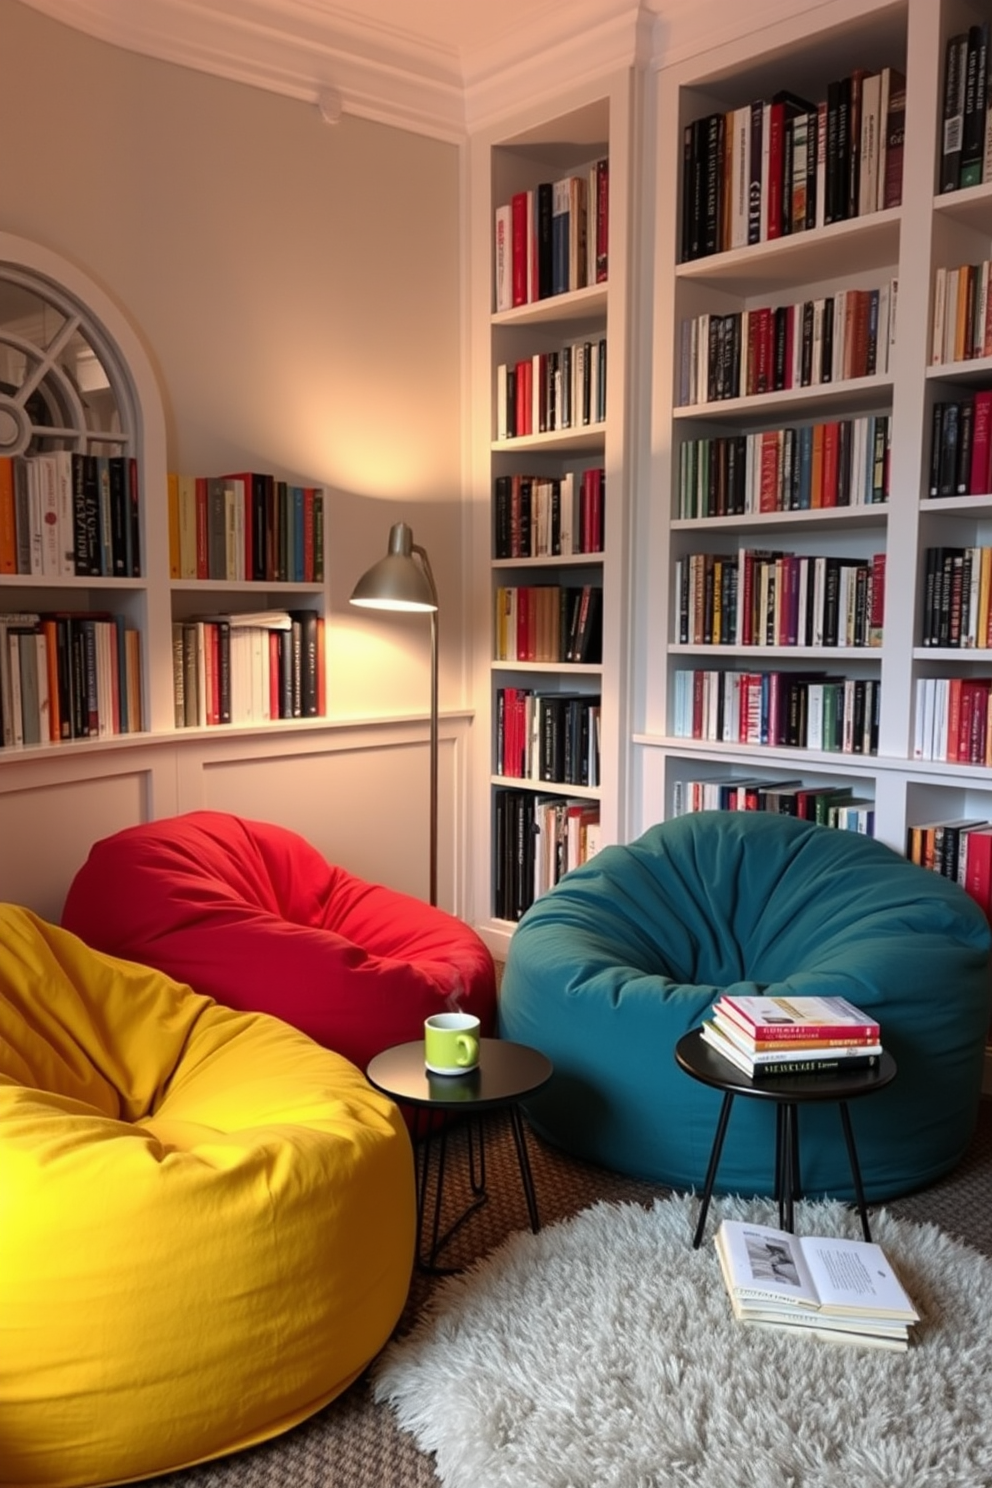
61 810 496 1073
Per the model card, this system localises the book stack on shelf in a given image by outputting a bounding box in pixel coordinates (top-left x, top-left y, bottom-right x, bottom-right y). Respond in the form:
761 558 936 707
681 69 905 262
0 452 141 579
939 25 992 195
673 667 880 757
928 395 992 500
907 816 992 919
496 339 607 438
674 547 885 648
172 609 324 729
494 158 608 310
700 993 883 1079
495 686 600 788
914 677 992 764
672 776 873 835
168 472 324 585
0 609 141 747
678 414 890 518
714 1218 918 1352
494 468 604 557
494 582 602 664
493 785 601 922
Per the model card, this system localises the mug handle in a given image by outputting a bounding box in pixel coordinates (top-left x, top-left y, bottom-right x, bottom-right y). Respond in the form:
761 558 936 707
456 1034 479 1067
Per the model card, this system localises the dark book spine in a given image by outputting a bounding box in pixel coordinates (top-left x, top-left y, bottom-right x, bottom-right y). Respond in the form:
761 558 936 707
748 1052 881 1079
942 33 968 191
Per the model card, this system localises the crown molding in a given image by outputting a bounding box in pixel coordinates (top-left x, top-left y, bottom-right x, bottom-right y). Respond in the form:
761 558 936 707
17 0 823 139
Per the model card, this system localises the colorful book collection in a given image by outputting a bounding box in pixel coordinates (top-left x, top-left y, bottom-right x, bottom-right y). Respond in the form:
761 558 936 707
678 282 895 407
0 451 141 580
494 584 602 665
914 677 992 765
495 686 601 788
677 415 890 519
672 774 874 835
496 339 607 439
674 549 885 649
172 609 324 729
939 25 992 194
930 263 992 366
680 68 905 262
494 469 604 558
493 158 608 311
493 785 601 922
920 546 992 649
928 393 992 497
0 610 141 748
701 994 883 1079
908 815 992 918
672 667 880 756
168 472 324 585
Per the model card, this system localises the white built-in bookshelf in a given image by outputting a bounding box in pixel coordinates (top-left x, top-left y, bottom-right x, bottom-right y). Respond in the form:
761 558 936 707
635 0 992 1062
468 72 636 952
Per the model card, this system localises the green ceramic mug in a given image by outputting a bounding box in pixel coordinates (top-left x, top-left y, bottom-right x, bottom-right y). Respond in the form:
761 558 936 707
424 1012 481 1074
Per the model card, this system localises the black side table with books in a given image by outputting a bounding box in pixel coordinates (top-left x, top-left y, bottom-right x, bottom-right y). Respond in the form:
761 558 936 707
675 1028 897 1248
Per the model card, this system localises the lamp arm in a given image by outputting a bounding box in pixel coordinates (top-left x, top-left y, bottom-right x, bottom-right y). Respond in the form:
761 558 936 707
411 543 439 607
412 542 439 908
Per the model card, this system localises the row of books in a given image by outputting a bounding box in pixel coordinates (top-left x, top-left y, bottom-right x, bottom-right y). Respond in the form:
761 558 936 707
702 993 882 1079
495 339 607 440
0 610 142 748
940 25 992 195
167 472 325 585
672 776 875 835
920 546 992 650
672 668 881 757
677 416 891 520
493 785 601 922
674 550 885 649
495 686 601 788
913 677 992 767
714 1216 917 1352
494 584 602 665
0 452 141 580
681 67 906 262
493 159 608 311
930 261 992 366
172 610 324 728
678 283 895 408
532 796 600 905
928 394 992 500
907 815 992 916
494 469 604 560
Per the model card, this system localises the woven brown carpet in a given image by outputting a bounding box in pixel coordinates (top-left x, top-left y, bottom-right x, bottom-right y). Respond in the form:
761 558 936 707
146 1093 992 1488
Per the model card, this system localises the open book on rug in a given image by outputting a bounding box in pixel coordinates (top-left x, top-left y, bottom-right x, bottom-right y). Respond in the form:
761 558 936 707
714 1218 919 1351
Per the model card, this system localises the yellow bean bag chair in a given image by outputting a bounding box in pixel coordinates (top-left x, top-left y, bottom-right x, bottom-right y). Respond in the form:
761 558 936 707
0 905 416 1488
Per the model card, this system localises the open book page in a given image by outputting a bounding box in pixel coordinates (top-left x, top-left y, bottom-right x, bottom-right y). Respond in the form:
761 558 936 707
801 1232 918 1321
715 1220 820 1308
715 1220 918 1323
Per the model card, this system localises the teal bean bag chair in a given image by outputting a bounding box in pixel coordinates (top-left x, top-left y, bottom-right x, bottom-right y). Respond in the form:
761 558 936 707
499 812 992 1200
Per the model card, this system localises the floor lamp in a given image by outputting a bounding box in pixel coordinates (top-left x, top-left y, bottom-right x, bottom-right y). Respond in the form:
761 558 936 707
350 522 439 906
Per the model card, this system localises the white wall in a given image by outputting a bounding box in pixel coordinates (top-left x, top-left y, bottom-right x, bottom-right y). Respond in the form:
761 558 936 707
0 0 471 912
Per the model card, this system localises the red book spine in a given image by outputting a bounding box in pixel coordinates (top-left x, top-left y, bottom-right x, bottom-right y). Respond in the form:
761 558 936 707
766 101 785 239
821 421 840 506
964 827 992 914
596 158 609 282
720 998 879 1041
303 488 315 581
970 390 992 494
195 477 209 579
511 191 529 307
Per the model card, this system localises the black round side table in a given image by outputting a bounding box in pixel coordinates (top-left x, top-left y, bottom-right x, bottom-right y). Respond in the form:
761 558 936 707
367 1038 553 1272
674 1028 897 1249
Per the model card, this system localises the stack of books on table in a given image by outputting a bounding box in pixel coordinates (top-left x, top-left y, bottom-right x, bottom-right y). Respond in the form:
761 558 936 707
701 993 882 1079
714 1217 919 1351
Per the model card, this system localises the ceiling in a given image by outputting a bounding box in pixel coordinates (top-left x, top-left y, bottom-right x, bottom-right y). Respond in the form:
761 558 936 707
13 0 788 140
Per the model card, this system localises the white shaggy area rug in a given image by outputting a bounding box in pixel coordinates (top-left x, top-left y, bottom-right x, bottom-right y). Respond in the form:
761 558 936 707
373 1193 992 1488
